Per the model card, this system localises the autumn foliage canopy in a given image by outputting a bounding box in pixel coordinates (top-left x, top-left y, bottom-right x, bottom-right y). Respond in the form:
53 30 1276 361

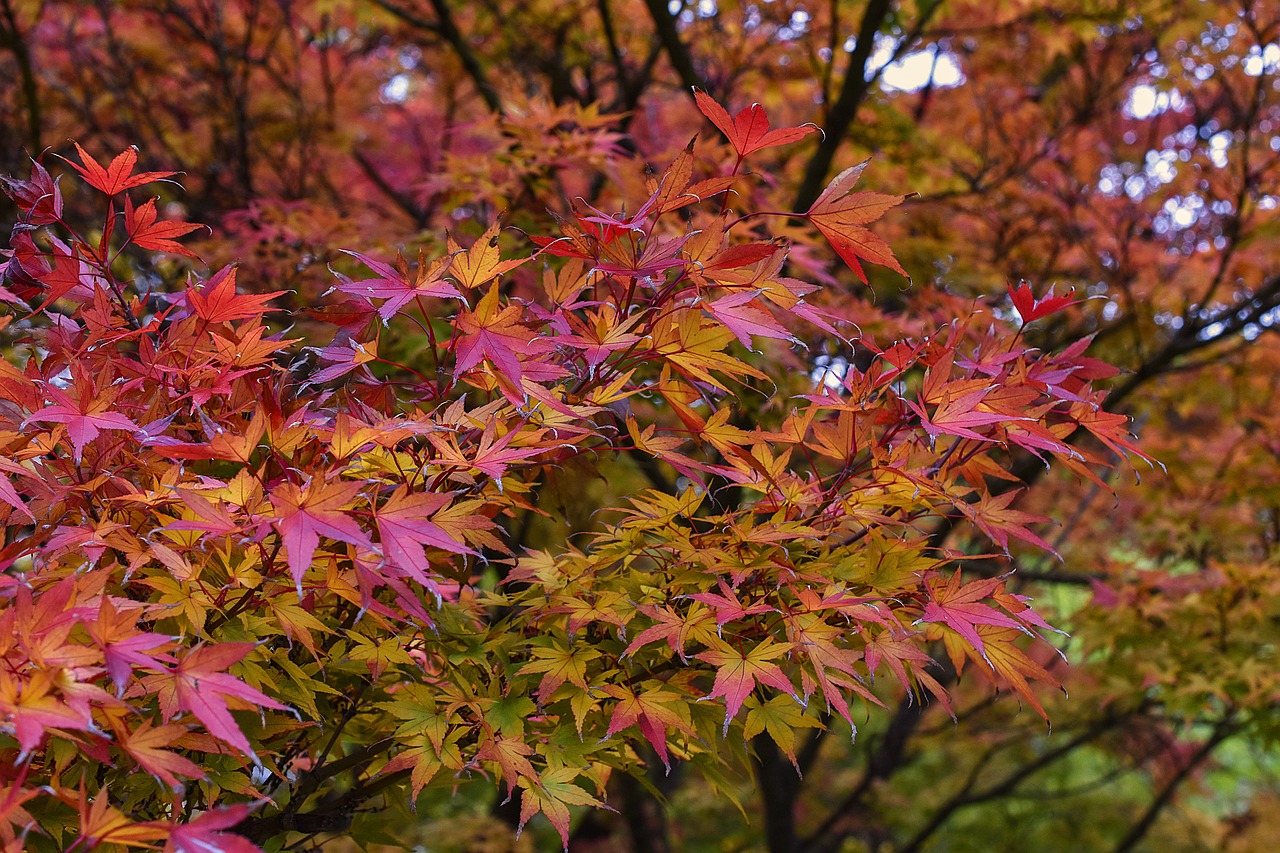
0 78 1150 850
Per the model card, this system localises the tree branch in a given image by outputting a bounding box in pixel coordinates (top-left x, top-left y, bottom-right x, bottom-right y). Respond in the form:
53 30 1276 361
899 714 1126 853
641 0 705 96
375 0 504 115
1111 717 1238 853
792 0 894 213
0 0 42 153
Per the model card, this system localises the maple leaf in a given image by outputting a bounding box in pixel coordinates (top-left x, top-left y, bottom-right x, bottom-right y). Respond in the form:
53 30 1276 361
623 602 717 660
906 385 1023 444
645 140 737 213
686 578 776 628
704 290 793 349
973 626 1061 721
375 486 477 592
600 684 694 770
694 90 817 160
428 421 548 486
863 630 948 700
68 786 168 849
339 248 460 320
477 735 538 792
519 641 601 704
575 195 661 242
805 160 907 283
917 570 1029 665
1008 280 1078 324
1070 403 1156 465
150 409 268 464
1 156 63 224
24 384 138 463
119 720 206 790
557 304 643 371
185 265 285 323
743 694 824 771
65 143 175 195
306 335 381 384
650 308 767 391
84 597 174 695
123 196 204 258
452 284 550 388
593 230 696 279
167 804 264 853
955 489 1059 556
905 355 1029 444
518 766 607 850
0 669 95 760
447 216 529 290
697 639 797 734
0 471 33 521
146 642 290 762
270 478 374 592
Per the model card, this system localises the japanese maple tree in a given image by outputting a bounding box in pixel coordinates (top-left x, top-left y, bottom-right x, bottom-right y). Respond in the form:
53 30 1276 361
0 87 1145 850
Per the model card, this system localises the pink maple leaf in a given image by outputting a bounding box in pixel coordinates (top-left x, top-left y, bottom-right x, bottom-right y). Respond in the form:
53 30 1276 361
146 643 290 763
167 803 263 853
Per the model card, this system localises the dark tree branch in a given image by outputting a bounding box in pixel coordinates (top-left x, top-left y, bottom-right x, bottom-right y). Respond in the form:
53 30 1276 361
754 736 801 853
641 0 705 96
375 0 505 115
899 714 1127 853
235 756 405 843
353 148 429 228
792 0 894 213
799 659 956 853
0 0 42 153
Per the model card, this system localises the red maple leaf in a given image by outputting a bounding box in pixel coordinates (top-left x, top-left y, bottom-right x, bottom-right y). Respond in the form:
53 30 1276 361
805 160 907 283
600 685 694 771
906 386 1022 443
146 643 290 762
1 157 63 224
557 305 643 370
270 478 373 593
452 284 551 388
67 786 167 849
123 197 204 258
84 597 174 695
685 578 776 627
1008 280 1078 324
954 489 1060 556
306 336 380 384
185 266 285 323
694 90 817 160
1070 403 1156 465
427 421 548 483
375 486 477 591
118 720 205 791
863 630 955 717
65 143 175 196
0 669 95 760
704 290 793 349
0 464 33 521
24 384 138 463
917 570 1029 664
